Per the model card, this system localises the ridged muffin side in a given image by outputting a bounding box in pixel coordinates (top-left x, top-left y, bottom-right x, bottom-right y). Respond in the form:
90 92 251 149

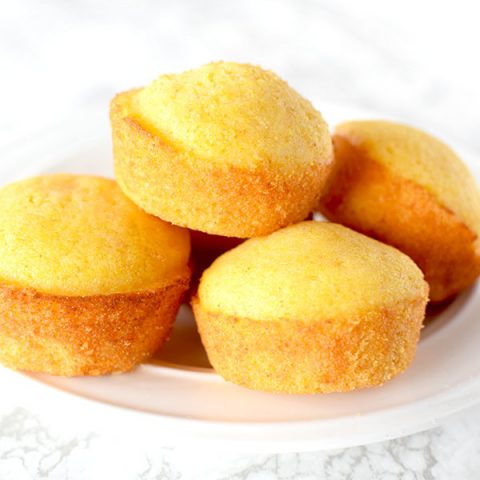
193 296 426 393
0 275 190 376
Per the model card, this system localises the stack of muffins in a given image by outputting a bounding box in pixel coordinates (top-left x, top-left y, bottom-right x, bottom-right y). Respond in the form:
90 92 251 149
0 62 479 394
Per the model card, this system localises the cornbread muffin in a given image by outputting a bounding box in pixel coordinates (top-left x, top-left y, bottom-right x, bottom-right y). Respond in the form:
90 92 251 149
193 222 428 394
0 175 191 376
111 61 333 237
319 120 480 302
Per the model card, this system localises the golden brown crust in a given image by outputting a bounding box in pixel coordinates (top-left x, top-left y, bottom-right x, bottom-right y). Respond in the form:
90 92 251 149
0 272 190 376
110 91 332 238
319 134 480 302
192 295 426 394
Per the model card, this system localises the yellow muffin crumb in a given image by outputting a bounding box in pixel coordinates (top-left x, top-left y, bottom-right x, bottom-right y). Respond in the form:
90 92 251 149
0 175 190 296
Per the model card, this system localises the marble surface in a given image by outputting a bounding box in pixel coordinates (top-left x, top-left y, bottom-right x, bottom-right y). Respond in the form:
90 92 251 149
1 391 480 480
1 0 480 478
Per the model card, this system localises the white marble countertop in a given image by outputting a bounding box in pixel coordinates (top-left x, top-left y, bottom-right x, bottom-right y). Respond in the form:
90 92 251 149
1 0 480 478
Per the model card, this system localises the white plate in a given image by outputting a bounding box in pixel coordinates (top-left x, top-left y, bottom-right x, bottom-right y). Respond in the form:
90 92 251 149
1 104 480 452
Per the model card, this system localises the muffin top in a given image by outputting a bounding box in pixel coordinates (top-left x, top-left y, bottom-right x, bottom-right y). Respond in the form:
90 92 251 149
0 175 190 296
133 61 332 172
335 120 480 239
198 221 427 322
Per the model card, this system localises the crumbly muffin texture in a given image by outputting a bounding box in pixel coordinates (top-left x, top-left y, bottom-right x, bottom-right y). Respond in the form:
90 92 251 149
199 221 427 322
111 62 333 237
335 120 480 241
0 175 190 296
194 221 428 393
135 62 332 173
319 121 480 301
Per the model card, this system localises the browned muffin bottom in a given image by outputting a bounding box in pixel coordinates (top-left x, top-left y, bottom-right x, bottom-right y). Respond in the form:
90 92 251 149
0 276 190 376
